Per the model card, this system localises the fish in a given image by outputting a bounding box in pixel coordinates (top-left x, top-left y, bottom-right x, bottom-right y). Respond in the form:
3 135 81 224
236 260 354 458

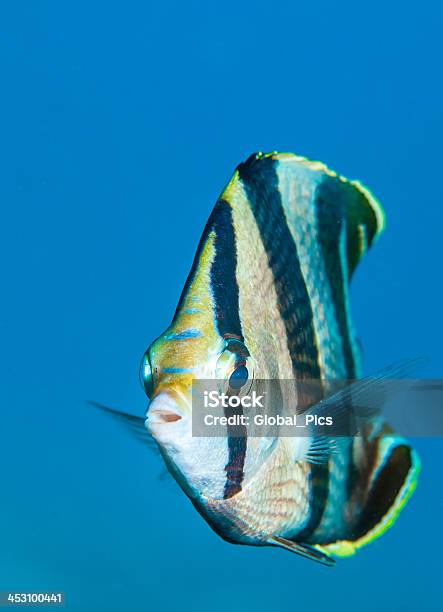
102 152 420 566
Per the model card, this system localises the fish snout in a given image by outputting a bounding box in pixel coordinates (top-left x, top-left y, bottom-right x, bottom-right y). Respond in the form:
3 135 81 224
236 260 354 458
146 392 187 436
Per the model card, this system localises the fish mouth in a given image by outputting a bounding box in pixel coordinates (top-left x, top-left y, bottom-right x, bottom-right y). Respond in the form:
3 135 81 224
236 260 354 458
146 392 186 433
148 409 182 424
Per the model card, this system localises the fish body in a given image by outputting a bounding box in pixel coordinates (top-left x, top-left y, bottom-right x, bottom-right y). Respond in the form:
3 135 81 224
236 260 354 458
140 152 419 564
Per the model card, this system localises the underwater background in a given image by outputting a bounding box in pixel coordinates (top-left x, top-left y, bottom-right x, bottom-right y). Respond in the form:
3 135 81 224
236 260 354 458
1 1 443 610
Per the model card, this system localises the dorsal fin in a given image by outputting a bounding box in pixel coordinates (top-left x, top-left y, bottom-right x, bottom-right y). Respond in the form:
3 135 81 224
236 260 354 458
316 172 385 278
232 152 385 379
237 152 385 279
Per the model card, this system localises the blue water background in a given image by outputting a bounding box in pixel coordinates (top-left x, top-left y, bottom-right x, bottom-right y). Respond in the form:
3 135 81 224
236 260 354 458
1 2 442 610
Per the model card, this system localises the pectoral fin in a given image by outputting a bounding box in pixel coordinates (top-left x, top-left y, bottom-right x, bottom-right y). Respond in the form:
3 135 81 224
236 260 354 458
267 535 335 567
88 400 157 451
302 436 337 465
305 357 426 430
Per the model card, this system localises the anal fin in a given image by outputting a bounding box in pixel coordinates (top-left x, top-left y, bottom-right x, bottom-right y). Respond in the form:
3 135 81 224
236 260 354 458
320 439 420 558
267 535 335 567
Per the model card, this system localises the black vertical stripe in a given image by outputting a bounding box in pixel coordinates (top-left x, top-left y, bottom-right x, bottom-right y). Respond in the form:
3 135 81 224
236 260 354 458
172 197 244 335
315 177 357 378
210 200 244 341
172 194 247 499
237 153 321 381
208 199 247 499
354 445 412 539
296 464 330 541
238 153 327 529
346 438 358 499
223 403 247 499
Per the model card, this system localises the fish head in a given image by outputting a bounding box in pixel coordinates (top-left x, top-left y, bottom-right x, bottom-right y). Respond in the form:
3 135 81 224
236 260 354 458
141 331 273 502
140 195 278 501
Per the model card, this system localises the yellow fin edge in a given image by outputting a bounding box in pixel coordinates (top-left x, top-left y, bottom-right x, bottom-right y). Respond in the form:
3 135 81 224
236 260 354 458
241 151 386 241
314 449 420 559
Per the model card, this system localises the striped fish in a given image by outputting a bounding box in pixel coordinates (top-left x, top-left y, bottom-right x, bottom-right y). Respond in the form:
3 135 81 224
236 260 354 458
135 152 419 566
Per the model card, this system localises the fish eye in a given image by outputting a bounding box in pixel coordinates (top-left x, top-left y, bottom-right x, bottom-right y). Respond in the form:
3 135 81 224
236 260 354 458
139 353 154 399
216 339 254 395
229 365 249 390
